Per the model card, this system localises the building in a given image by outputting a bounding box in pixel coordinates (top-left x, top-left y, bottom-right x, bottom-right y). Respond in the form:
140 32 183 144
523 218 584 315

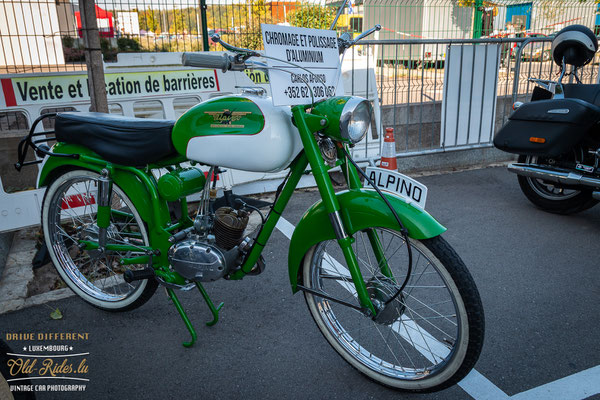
0 0 65 67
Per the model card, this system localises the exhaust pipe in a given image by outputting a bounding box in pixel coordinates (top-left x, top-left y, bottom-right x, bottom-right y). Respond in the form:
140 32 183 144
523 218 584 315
507 163 600 189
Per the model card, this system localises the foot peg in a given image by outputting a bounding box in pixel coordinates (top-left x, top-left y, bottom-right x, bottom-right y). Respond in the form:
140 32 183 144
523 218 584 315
124 268 155 283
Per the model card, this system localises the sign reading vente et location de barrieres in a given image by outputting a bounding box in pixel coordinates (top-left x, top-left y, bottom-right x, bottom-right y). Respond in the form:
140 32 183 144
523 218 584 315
261 24 341 106
0 69 219 107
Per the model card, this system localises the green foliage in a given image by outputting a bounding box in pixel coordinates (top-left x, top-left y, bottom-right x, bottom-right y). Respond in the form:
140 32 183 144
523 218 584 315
289 5 336 30
62 35 84 62
50 308 63 320
100 38 117 61
236 0 273 50
117 37 142 52
207 4 249 37
153 39 205 52
62 36 75 49
138 8 201 35
138 9 161 32
168 9 186 34
100 38 111 52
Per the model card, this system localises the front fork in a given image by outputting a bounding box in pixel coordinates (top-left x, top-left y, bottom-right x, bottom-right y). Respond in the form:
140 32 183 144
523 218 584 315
291 106 386 316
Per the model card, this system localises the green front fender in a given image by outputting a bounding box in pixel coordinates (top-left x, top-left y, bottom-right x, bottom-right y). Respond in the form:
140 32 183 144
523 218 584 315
288 189 446 292
38 143 162 226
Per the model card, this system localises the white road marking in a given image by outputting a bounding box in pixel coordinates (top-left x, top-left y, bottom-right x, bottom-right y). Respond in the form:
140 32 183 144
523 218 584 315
511 365 600 400
275 217 295 239
275 216 599 399
276 216 505 397
460 370 510 400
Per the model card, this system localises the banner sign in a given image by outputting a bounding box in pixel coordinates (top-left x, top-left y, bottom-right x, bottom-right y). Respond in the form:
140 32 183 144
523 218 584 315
261 24 341 106
0 69 219 107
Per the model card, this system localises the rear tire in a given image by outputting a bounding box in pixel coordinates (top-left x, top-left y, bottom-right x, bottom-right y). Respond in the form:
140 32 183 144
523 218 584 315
41 169 158 311
517 155 598 214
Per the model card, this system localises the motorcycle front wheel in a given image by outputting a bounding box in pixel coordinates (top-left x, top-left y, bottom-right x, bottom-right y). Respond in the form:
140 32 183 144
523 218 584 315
302 230 484 392
517 155 598 214
41 169 158 311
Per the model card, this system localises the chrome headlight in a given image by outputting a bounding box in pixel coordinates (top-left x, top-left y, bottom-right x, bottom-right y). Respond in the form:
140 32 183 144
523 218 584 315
340 97 373 144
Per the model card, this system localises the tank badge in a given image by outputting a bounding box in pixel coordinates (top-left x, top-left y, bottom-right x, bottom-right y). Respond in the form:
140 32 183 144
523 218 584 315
205 110 251 128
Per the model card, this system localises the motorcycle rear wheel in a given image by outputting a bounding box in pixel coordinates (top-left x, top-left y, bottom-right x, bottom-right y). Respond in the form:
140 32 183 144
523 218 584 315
302 230 484 392
517 155 598 214
41 169 158 311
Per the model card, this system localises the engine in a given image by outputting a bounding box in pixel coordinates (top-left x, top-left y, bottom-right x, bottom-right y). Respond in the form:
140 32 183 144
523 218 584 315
167 206 250 282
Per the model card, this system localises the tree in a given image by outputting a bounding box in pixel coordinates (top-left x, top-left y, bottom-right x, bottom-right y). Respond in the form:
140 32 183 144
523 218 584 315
236 0 273 50
289 4 336 30
139 10 161 33
168 9 187 34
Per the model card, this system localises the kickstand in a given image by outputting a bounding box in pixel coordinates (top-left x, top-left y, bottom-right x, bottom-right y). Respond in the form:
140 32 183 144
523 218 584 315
167 288 197 347
195 282 224 326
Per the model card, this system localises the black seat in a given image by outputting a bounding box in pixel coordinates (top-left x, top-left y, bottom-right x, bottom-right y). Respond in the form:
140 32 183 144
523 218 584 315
563 84 600 107
55 112 177 166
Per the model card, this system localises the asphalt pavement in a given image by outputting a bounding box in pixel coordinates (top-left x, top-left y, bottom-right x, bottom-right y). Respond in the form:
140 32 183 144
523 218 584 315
1 166 599 400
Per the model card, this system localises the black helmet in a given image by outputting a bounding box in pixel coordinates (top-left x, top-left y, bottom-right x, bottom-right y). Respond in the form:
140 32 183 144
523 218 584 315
551 25 598 67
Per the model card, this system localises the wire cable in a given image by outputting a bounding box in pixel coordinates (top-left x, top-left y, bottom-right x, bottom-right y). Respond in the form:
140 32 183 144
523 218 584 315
341 147 412 305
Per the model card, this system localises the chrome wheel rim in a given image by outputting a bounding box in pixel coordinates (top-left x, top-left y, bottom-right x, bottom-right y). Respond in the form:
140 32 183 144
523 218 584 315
525 156 580 201
47 174 149 303
307 229 464 380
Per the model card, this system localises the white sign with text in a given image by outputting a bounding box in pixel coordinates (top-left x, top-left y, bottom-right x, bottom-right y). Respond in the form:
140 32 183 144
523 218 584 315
261 24 341 106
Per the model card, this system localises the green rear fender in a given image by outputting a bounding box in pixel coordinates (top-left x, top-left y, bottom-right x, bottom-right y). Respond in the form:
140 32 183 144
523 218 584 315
288 189 446 292
38 143 162 225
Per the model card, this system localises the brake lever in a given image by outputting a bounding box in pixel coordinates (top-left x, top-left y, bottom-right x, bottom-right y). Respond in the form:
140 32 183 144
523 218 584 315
338 25 381 55
211 34 261 60
350 25 381 46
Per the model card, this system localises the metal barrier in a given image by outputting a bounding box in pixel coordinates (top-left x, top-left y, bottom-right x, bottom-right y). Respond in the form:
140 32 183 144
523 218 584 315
344 36 599 161
1 0 597 73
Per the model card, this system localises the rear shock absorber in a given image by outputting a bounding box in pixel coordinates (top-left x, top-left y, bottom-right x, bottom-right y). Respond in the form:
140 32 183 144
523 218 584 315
97 168 113 251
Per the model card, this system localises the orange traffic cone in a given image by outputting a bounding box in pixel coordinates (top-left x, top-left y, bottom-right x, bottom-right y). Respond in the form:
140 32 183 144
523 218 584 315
379 127 397 170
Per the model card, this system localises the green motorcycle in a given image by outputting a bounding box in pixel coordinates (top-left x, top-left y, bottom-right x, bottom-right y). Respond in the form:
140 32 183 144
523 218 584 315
15 27 483 392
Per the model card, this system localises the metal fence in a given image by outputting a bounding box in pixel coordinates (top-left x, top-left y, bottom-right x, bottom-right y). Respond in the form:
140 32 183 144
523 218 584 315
344 36 599 159
1 0 598 73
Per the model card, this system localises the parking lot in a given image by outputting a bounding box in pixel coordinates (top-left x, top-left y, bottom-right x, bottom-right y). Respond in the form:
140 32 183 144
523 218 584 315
1 165 600 399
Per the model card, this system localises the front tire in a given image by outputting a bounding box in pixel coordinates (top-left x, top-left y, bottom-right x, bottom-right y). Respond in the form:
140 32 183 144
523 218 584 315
302 230 484 392
41 169 158 311
517 155 598 214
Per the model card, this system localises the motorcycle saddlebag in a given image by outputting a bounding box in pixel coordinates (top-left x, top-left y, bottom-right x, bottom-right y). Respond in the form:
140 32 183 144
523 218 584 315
494 98 600 157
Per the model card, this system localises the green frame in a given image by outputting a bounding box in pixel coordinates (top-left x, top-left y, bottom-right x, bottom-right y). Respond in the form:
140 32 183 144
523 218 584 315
38 103 445 345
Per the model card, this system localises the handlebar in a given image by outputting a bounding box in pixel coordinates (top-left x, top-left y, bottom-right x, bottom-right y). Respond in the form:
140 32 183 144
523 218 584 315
210 34 260 58
183 25 381 71
354 25 381 45
182 52 246 72
338 25 381 54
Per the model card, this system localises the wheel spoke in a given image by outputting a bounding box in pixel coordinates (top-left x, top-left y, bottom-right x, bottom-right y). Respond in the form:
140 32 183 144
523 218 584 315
303 229 479 387
45 173 151 307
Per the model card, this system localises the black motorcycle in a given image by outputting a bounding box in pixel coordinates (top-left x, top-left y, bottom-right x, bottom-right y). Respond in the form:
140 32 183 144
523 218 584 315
494 25 600 214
